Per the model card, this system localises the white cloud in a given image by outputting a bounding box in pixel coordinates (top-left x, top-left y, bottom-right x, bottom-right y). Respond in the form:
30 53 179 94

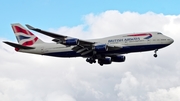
84 11 170 38
148 87 180 101
1 10 180 101
114 72 140 101
45 92 76 101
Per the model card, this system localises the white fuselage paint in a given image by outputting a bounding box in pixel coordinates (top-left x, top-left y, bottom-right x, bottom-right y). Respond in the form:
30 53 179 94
18 32 174 57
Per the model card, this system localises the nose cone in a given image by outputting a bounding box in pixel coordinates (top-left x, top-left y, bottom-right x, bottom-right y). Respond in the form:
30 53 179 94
169 38 174 44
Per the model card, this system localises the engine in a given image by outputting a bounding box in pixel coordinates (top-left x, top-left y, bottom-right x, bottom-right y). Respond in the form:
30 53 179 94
63 38 79 45
98 57 112 65
111 55 126 62
94 44 108 52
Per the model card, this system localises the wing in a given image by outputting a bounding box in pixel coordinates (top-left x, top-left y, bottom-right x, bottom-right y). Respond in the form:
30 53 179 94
72 44 122 56
26 24 95 47
26 24 122 56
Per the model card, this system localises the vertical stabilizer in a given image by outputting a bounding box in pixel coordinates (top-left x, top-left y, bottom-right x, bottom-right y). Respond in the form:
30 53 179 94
11 23 44 46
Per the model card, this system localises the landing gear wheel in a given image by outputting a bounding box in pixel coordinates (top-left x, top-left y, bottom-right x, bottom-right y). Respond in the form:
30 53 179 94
153 54 157 58
86 58 96 64
89 61 93 64
154 49 158 58
99 63 103 66
98 60 103 66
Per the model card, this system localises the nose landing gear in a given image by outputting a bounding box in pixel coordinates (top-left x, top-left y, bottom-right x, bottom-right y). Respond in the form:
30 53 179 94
153 49 158 58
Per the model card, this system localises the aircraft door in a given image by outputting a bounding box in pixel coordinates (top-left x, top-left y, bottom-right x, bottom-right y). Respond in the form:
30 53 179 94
147 39 151 44
41 47 44 54
41 47 48 54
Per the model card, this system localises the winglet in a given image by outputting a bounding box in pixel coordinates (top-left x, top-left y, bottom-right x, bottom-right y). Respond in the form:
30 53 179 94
26 24 42 32
25 24 36 30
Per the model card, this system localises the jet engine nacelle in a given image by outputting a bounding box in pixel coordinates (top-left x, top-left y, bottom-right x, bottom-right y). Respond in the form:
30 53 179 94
63 38 79 45
98 57 112 64
94 44 108 52
111 55 126 62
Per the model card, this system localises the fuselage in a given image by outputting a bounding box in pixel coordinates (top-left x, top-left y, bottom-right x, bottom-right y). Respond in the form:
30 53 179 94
18 32 174 57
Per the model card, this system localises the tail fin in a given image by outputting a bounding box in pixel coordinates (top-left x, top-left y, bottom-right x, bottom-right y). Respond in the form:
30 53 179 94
11 23 44 46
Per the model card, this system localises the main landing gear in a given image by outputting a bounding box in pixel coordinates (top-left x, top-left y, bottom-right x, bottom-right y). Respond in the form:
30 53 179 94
86 58 105 66
98 60 104 66
86 58 96 64
153 49 158 58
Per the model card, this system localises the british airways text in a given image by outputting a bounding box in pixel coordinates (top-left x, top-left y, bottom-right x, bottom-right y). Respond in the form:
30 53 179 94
108 37 140 43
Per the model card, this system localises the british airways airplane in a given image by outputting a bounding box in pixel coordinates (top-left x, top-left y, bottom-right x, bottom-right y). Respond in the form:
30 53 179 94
4 23 174 66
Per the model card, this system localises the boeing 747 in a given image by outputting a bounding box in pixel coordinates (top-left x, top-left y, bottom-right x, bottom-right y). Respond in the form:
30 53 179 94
4 23 174 66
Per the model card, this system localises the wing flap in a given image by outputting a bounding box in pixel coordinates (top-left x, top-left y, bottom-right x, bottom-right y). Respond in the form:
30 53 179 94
78 40 95 47
72 44 122 56
52 38 95 46
107 45 122 51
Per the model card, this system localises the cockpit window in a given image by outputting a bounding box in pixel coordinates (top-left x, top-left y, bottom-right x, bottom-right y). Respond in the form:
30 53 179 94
157 33 162 34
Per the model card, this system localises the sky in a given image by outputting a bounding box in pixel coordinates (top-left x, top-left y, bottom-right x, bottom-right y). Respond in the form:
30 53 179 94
1 0 180 101
1 0 180 39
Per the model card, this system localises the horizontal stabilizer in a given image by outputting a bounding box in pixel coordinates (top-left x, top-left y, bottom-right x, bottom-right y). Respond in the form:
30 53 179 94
3 41 35 49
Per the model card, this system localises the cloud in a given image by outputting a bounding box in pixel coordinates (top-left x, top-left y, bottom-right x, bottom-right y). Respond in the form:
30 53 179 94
1 10 180 101
114 72 140 101
45 93 76 101
148 87 180 101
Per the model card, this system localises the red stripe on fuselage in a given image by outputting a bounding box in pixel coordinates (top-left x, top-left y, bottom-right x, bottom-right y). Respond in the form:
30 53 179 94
127 33 151 36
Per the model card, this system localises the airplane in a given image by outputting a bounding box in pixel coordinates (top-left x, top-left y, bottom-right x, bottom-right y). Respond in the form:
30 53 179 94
3 23 174 66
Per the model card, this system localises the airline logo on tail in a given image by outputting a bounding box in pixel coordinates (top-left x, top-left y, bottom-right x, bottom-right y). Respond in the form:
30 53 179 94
12 25 39 46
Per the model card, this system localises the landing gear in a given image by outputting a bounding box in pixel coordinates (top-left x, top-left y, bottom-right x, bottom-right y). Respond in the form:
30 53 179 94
98 60 103 66
86 58 96 64
154 49 158 58
99 63 103 66
153 54 157 58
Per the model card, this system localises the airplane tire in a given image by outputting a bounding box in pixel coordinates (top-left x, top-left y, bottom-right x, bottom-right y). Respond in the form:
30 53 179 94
154 54 157 58
100 63 103 66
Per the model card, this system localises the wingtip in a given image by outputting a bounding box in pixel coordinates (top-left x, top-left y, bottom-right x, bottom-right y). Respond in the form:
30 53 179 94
3 41 9 44
25 24 35 30
3 41 13 46
3 41 14 46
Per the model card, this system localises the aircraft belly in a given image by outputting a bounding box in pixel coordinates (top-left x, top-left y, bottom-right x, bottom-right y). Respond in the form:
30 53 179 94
42 47 80 57
122 44 169 53
42 43 169 57
102 43 170 55
43 51 80 57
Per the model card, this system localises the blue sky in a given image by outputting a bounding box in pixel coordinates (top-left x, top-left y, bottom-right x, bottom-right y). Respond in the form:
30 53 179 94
1 1 180 100
1 0 180 39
